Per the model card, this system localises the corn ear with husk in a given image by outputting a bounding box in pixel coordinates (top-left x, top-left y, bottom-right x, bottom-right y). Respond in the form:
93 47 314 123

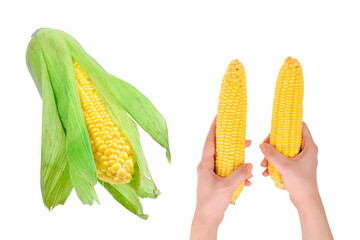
26 28 171 219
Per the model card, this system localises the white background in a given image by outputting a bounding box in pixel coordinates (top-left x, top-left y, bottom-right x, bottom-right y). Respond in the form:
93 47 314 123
1 0 359 239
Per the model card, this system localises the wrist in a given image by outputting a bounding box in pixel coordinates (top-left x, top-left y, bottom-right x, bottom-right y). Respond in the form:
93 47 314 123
193 204 224 228
191 207 222 240
293 190 322 213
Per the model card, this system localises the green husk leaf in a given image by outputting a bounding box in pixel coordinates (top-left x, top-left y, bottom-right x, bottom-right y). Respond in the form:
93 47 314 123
65 34 171 162
99 180 148 220
26 36 72 210
28 28 98 205
105 77 171 162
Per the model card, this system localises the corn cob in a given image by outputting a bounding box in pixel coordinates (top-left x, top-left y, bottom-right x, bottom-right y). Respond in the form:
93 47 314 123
26 28 171 218
215 59 247 204
74 61 135 185
269 56 304 189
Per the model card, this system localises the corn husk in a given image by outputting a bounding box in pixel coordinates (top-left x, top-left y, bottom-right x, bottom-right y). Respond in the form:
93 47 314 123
26 28 171 218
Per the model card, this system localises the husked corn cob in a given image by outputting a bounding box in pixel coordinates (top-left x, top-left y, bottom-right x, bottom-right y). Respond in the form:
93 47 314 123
74 62 135 185
269 56 304 189
215 59 247 204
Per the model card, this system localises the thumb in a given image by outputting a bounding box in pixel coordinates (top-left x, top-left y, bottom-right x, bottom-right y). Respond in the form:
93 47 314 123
259 143 289 171
223 163 253 189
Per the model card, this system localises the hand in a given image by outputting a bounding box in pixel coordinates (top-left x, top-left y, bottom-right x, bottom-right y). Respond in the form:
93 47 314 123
259 122 319 209
259 122 333 240
190 117 253 240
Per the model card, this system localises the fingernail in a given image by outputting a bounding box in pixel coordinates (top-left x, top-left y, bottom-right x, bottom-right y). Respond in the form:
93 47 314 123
246 163 253 172
259 143 267 154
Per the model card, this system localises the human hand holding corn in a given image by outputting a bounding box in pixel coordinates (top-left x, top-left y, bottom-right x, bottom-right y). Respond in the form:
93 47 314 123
260 122 333 240
260 122 319 208
190 118 253 240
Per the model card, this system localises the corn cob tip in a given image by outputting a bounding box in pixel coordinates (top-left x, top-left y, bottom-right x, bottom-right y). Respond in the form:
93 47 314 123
284 56 301 68
229 59 243 69
276 182 286 190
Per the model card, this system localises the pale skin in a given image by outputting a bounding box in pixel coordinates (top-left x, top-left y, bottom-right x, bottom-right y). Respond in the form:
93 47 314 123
190 119 333 240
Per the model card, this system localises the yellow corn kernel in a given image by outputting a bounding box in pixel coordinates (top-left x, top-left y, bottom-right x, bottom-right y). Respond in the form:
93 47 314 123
74 61 136 185
117 168 127 178
269 57 304 189
99 156 107 163
215 59 247 204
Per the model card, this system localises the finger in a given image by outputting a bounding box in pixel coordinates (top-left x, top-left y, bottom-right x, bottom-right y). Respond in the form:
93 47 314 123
263 134 270 143
245 179 252 186
261 158 268 167
262 168 269 176
302 122 315 143
248 173 253 179
301 122 317 151
200 116 217 169
223 163 253 188
259 143 290 172
245 140 252 148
